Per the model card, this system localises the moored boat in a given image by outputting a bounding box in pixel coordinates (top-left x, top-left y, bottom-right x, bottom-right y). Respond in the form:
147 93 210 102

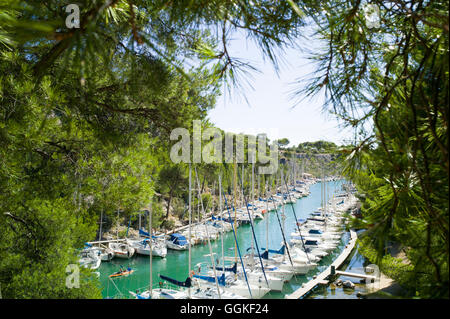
78 249 101 270
108 242 135 259
166 233 189 250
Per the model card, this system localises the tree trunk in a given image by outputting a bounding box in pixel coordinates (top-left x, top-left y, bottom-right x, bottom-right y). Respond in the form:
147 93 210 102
165 189 173 219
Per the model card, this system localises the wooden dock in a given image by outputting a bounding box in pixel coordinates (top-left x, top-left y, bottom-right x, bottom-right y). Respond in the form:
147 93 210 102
87 238 127 245
285 229 358 299
335 270 376 281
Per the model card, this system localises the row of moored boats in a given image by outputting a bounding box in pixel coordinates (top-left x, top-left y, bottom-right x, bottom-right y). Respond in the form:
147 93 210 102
128 180 358 299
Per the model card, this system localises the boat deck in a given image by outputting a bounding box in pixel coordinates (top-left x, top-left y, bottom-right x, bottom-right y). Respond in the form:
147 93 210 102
285 229 358 299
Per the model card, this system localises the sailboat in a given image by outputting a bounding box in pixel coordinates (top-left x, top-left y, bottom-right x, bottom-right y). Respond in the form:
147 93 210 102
195 165 270 298
263 186 317 276
83 242 114 262
91 208 114 261
78 248 101 270
130 275 191 299
290 171 345 257
109 208 135 259
218 259 285 292
192 264 270 298
127 235 167 258
108 241 135 259
165 233 189 250
236 260 294 283
130 185 189 299
190 168 250 299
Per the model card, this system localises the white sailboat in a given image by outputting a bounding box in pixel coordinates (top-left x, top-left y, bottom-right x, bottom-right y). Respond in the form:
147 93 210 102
108 242 135 259
130 190 189 299
216 261 285 291
91 246 114 261
192 269 270 299
78 249 101 270
165 233 189 250
127 237 167 257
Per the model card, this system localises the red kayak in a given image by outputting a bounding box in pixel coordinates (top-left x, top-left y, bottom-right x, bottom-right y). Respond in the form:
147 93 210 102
109 269 134 278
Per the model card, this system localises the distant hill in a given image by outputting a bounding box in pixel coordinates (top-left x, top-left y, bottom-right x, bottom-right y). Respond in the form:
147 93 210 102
279 141 345 177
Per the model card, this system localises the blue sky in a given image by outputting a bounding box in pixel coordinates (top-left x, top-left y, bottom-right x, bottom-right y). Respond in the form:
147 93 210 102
206 29 355 147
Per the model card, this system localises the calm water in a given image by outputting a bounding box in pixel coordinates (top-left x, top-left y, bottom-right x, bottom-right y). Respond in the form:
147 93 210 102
98 180 367 299
307 241 371 299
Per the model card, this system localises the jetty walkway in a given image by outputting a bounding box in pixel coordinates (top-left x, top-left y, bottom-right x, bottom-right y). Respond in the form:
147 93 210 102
285 229 358 299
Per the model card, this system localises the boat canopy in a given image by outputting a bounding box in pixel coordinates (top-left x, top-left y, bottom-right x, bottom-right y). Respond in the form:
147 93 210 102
308 217 326 222
213 215 234 223
214 263 237 274
159 274 192 288
139 229 160 239
260 245 286 255
170 233 186 238
140 239 152 247
210 221 222 228
245 247 270 260
170 233 188 245
193 273 226 286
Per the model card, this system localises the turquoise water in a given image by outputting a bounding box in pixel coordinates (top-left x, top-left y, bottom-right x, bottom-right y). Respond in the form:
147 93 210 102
99 180 353 299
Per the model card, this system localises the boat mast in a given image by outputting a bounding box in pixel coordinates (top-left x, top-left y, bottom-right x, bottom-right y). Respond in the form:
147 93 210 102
138 212 141 231
252 158 255 205
149 202 153 298
268 187 295 271
242 164 244 204
194 168 221 298
116 208 119 240
198 183 200 224
222 188 253 298
323 168 328 230
219 174 224 274
326 174 328 216
233 158 237 271
282 172 310 262
324 168 326 218
99 208 103 242
281 169 286 258
257 169 260 200
321 166 324 218
239 169 269 286
265 181 269 257
250 164 253 267
188 163 192 298
301 159 304 180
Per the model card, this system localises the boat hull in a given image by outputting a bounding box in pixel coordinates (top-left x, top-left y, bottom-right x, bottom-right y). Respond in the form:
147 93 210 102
225 284 270 299
166 243 188 250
